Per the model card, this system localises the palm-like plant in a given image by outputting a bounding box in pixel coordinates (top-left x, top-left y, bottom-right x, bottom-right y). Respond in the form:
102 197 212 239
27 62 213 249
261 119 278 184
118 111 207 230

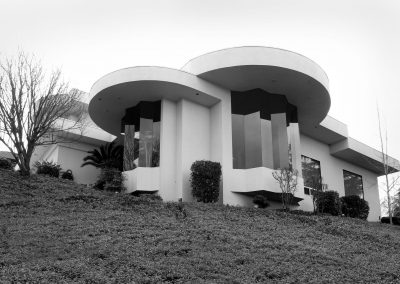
81 142 123 170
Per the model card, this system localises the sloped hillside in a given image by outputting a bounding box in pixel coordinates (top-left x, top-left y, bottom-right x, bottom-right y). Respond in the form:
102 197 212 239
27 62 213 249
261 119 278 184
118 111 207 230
1 169 400 283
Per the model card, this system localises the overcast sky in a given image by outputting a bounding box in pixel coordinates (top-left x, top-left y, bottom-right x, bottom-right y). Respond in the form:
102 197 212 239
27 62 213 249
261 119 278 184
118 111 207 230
1 0 399 160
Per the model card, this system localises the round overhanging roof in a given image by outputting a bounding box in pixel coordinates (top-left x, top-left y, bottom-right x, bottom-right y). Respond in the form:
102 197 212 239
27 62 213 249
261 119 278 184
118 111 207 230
89 66 222 136
182 46 330 127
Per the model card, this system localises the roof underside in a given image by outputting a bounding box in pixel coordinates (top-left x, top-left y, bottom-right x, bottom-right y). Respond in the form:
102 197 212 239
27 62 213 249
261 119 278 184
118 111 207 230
330 138 400 175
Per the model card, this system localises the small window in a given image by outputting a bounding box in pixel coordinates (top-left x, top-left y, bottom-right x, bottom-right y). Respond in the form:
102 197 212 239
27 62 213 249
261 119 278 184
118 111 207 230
304 187 310 195
301 155 322 190
343 170 364 199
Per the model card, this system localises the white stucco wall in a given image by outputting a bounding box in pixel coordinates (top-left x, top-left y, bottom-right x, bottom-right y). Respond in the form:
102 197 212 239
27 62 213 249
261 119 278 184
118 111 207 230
300 134 381 221
41 145 59 164
159 99 178 201
57 142 101 185
177 99 211 202
123 167 160 193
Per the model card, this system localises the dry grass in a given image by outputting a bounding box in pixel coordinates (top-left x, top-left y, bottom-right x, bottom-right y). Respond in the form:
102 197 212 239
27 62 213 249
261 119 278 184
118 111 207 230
1 169 400 283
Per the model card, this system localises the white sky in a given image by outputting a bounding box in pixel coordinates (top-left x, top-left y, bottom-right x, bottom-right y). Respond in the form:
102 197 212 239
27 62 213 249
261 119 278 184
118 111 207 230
1 0 400 207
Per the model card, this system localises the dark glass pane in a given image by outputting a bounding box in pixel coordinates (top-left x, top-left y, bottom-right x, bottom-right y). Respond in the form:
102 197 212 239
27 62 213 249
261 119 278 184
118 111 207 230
301 155 322 189
343 170 364 198
261 119 274 168
244 112 262 168
232 114 245 169
151 121 160 167
271 113 289 169
139 118 154 167
123 125 136 171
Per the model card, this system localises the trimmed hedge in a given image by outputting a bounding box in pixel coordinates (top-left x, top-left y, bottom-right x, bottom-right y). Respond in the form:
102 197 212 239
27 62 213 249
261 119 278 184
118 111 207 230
253 195 270 208
381 216 400 225
0 158 13 170
96 167 125 192
314 190 341 216
190 160 221 203
61 169 74 181
340 195 369 220
34 161 61 178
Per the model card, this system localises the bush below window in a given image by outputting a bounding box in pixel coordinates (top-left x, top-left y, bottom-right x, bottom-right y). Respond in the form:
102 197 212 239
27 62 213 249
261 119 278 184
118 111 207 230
34 161 61 178
0 158 13 170
381 216 400 225
95 167 125 192
61 169 74 181
314 190 341 216
340 195 369 220
190 160 221 203
253 195 270 208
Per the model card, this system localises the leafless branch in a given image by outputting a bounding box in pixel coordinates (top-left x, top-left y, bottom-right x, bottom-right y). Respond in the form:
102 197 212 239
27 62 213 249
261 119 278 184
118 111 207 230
0 52 85 175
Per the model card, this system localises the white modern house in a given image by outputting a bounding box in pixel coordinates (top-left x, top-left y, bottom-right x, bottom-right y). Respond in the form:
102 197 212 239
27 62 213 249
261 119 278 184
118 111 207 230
32 47 400 221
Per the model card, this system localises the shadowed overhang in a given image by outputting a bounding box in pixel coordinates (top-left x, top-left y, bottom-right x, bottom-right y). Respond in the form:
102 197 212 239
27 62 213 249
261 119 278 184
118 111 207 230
330 138 400 175
182 46 330 128
89 67 224 136
233 190 303 206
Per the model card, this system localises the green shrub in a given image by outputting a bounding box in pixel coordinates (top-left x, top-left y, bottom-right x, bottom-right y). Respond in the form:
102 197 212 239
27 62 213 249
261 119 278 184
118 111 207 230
0 158 13 170
253 195 270 208
190 160 221 203
61 169 74 180
340 195 369 220
381 216 400 225
96 167 125 192
314 190 341 216
34 160 61 178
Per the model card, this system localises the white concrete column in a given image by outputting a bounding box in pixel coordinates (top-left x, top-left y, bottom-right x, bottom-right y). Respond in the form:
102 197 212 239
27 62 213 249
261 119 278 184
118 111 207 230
177 99 211 202
159 99 177 201
211 101 224 203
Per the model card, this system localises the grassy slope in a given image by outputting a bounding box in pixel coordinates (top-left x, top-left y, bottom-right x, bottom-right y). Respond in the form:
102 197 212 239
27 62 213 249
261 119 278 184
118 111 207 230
1 170 400 283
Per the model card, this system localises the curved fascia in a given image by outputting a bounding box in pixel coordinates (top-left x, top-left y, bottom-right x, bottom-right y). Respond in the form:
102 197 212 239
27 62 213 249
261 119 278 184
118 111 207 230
89 66 229 135
90 66 227 101
181 46 330 127
181 46 329 91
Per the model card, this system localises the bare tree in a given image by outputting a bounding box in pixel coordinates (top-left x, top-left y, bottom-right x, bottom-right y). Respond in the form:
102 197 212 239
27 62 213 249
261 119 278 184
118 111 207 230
377 107 400 225
0 53 84 176
393 190 400 217
272 167 299 211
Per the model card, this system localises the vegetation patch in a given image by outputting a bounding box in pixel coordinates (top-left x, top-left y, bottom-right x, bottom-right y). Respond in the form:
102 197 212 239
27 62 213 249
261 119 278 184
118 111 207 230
1 169 400 283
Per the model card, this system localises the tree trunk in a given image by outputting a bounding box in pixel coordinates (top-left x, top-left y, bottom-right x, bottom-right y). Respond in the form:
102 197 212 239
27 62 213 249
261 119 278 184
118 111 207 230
19 160 31 176
18 153 32 176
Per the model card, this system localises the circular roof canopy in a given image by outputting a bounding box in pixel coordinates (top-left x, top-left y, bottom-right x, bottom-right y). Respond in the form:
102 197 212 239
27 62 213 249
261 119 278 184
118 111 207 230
182 46 330 128
89 67 222 135
89 47 330 135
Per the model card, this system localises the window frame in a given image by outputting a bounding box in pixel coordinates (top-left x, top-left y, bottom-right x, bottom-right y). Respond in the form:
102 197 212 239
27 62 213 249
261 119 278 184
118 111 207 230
301 155 322 196
343 169 364 199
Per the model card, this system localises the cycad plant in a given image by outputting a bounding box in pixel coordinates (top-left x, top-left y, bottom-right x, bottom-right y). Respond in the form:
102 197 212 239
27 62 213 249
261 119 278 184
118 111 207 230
81 142 123 171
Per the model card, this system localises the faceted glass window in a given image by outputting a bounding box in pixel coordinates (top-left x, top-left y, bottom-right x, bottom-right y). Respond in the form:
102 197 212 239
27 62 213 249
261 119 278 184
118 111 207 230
301 155 322 190
121 101 161 169
343 170 364 198
230 89 298 170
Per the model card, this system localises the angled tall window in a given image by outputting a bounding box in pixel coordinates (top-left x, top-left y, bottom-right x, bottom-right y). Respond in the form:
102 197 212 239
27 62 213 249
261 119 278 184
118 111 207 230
343 170 364 198
301 155 322 195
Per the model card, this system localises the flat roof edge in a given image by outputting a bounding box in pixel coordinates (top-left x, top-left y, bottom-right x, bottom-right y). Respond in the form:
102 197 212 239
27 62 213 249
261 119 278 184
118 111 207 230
330 137 400 175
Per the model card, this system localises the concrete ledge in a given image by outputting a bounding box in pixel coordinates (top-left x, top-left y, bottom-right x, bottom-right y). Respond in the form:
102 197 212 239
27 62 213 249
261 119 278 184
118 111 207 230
330 138 400 175
301 115 348 145
123 167 160 193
